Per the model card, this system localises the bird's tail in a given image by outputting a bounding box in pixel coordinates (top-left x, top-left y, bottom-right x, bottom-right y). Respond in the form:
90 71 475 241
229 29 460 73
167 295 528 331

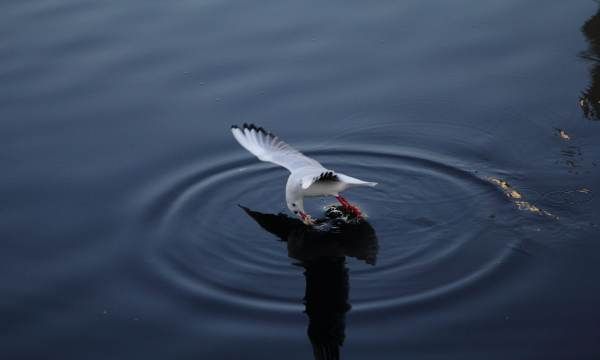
337 174 378 187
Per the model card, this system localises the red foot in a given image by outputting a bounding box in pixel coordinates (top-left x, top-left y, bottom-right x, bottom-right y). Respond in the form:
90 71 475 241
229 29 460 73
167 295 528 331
335 196 364 219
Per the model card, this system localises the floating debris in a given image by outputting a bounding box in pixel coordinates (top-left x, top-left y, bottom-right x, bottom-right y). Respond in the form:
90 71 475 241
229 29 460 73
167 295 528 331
488 177 557 219
323 204 366 224
577 188 592 194
555 128 571 140
488 178 523 199
509 190 522 199
489 178 510 189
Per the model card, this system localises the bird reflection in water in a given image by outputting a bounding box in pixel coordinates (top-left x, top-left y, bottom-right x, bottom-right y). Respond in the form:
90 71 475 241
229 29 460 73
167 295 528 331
241 205 379 360
580 5 600 120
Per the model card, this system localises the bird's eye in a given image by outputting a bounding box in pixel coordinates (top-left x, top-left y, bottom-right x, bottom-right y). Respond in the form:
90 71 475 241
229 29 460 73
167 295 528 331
294 211 298 214
292 203 296 207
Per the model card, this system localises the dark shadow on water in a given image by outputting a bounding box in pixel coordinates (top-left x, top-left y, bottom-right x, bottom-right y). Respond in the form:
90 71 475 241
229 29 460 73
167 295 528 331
580 4 600 120
241 206 378 360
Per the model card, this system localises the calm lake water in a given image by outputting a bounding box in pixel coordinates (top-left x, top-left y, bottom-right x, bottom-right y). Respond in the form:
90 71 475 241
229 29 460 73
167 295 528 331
2 0 600 359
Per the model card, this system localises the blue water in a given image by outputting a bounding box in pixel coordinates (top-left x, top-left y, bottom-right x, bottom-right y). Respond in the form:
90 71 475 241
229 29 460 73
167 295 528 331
2 0 600 359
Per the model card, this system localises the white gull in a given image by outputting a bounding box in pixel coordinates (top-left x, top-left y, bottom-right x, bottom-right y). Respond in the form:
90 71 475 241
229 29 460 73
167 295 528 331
231 124 377 225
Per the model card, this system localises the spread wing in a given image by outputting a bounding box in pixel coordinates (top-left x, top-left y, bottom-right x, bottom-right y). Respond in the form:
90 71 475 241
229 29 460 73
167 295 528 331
231 124 325 172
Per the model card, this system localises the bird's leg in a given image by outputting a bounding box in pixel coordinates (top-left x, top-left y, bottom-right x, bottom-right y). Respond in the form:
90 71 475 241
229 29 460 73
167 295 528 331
335 195 364 219
335 195 350 208
299 211 315 225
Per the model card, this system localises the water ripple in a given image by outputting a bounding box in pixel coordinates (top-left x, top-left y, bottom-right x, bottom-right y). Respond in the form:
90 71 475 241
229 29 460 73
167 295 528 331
136 141 519 317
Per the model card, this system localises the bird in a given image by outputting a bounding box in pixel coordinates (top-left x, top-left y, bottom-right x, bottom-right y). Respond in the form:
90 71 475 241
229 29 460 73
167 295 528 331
231 123 378 225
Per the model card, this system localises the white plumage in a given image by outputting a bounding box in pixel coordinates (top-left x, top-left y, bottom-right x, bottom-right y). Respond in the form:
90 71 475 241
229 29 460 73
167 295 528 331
231 124 377 224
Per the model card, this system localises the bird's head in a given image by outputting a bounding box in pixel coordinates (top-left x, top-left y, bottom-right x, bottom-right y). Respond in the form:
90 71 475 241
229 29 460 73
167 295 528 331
286 198 304 216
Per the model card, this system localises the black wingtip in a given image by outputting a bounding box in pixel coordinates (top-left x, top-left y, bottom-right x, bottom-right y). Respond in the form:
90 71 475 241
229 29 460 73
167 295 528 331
236 123 274 136
239 123 269 133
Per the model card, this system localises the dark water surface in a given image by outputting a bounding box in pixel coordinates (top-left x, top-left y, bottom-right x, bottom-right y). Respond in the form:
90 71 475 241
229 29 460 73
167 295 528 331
2 0 600 359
